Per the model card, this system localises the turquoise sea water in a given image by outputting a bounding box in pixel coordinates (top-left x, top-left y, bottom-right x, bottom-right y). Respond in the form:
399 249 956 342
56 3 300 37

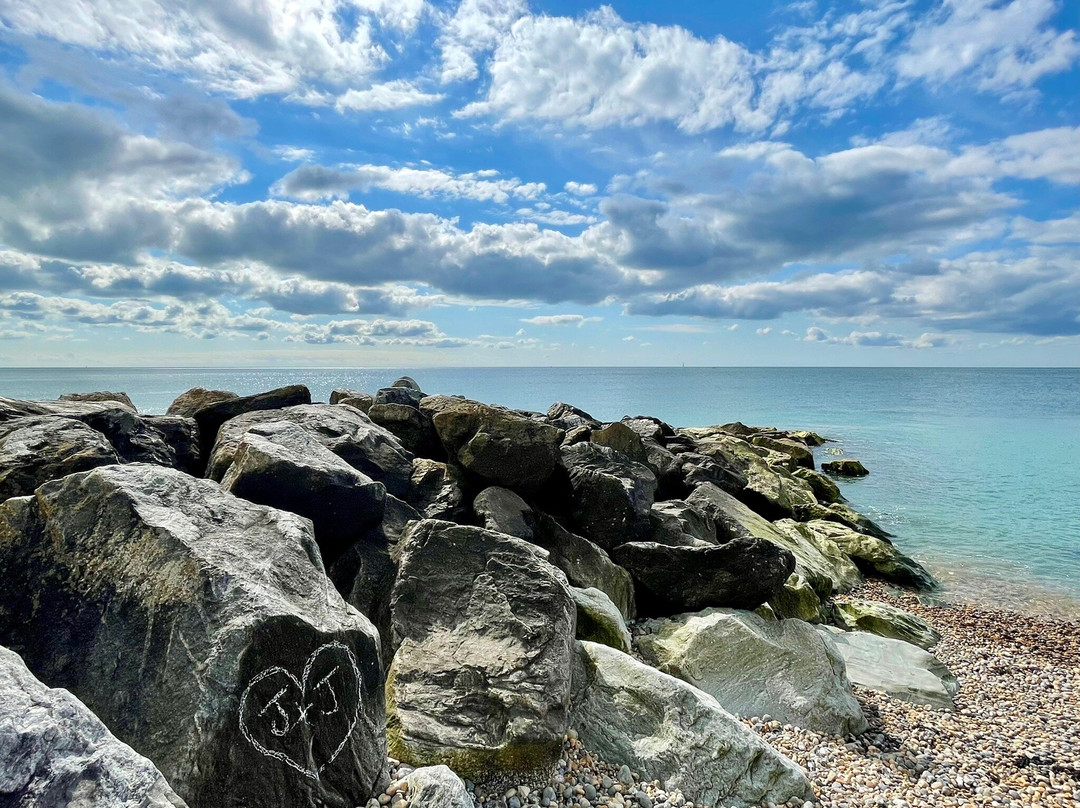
2 366 1078 616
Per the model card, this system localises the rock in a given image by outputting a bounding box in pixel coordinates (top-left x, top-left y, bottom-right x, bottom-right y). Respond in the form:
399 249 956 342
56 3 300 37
406 765 470 808
388 520 576 778
330 389 365 405
749 435 814 470
166 387 238 417
370 403 439 457
817 626 958 710
189 384 312 458
0 416 118 501
822 458 869 477
546 402 600 431
797 519 936 590
833 599 942 650
590 423 648 464
573 587 631 653
142 415 202 476
59 390 136 409
0 644 188 808
374 387 423 408
207 403 413 497
422 396 563 491
792 467 842 503
472 486 534 541
561 426 592 446
768 573 828 623
559 442 657 551
611 538 794 616
392 376 423 392
816 501 893 540
531 513 636 621
408 459 468 521
570 641 814 808
636 608 867 736
620 416 674 442
648 500 716 546
0 464 387 808
340 395 375 414
677 452 746 497
220 422 387 562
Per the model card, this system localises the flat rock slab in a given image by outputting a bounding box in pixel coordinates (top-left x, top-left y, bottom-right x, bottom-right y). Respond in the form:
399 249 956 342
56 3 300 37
0 644 188 808
817 626 959 710
833 599 941 650
0 463 386 808
570 641 814 808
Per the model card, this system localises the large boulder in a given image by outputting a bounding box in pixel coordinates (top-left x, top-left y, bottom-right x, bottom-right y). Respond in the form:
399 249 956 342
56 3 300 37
570 641 814 808
611 538 794 616
833 599 941 650
589 422 648 464
793 467 842 503
822 458 869 477
545 402 600 432
0 464 387 808
422 397 563 491
768 572 829 623
188 384 312 458
796 520 936 590
572 587 631 653
388 520 576 778
206 404 413 497
648 499 716 546
0 416 118 501
559 442 657 550
59 390 136 409
368 402 438 457
142 415 202 476
636 609 867 736
220 422 387 562
472 486 535 541
408 459 468 521
166 387 238 417
817 626 958 710
749 434 815 470
0 644 188 808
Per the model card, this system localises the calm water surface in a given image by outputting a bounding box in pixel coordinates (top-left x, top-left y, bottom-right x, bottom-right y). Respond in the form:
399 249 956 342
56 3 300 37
2 366 1077 616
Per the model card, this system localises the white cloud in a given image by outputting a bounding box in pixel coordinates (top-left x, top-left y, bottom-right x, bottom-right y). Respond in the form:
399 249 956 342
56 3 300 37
520 314 601 326
756 327 772 335
333 80 444 112
564 181 598 196
437 0 528 83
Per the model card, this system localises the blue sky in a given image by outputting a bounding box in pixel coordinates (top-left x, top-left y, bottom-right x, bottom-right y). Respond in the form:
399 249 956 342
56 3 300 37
0 0 1078 367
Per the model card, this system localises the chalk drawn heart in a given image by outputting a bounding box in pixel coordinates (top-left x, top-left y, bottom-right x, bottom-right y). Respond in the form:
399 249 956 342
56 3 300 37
238 641 362 780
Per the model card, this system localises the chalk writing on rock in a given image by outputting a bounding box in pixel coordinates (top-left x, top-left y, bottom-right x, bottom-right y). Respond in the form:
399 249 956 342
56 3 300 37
238 641 362 780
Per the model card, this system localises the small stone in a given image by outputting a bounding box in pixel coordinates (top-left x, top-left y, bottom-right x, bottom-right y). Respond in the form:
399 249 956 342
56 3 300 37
584 785 597 801
617 766 633 786
635 792 652 808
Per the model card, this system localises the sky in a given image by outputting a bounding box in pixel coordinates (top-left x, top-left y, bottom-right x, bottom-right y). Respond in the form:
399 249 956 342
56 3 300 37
0 0 1078 367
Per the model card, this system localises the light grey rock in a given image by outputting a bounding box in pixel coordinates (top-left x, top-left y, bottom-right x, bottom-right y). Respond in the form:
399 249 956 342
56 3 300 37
832 599 941 650
573 587 631 653
388 520 575 778
0 464 387 808
405 765 470 808
636 608 867 736
0 644 188 808
749 435 815 470
0 416 118 501
559 442 657 551
408 459 468 521
570 641 814 808
545 402 600 432
392 376 423 392
207 403 413 497
187 384 312 458
473 486 533 541
817 626 958 709
220 422 386 561
795 519 936 591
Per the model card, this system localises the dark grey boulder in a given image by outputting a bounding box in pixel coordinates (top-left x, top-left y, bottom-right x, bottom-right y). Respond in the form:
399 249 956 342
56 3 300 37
369 402 439 457
374 386 423 408
822 458 870 477
649 499 716 546
58 390 136 409
546 401 600 431
339 395 374 414
166 387 238 417
142 414 202 476
330 388 364 405
0 464 387 808
220 422 386 562
559 442 657 551
750 434 815 469
388 520 575 778
0 645 188 808
611 538 795 616
407 459 468 520
793 467 843 503
421 396 563 491
206 404 413 497
392 376 422 392
0 416 118 501
472 486 534 540
190 384 312 458
677 452 747 497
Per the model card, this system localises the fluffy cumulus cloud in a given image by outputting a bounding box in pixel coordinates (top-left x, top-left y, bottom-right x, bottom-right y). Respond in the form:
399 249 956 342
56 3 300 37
0 0 1077 361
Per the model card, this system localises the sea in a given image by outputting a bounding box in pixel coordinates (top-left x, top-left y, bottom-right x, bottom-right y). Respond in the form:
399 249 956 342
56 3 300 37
2 366 1078 617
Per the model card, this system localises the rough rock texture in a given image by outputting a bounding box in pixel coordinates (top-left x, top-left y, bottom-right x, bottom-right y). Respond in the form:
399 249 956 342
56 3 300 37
408 459 468 521
768 517 864 596
422 397 563 491
472 486 534 540
166 387 238 417
405 765 471 808
369 402 438 457
572 587 631 653
817 626 958 710
220 422 386 562
833 599 941 650
0 644 188 808
142 415 202 476
545 402 600 432
559 442 657 551
0 416 118 501
797 519 936 590
570 641 815 808
822 458 869 477
206 403 413 497
817 501 893 540
338 395 374 413
749 435 815 469
190 384 312 458
392 376 422 392
0 464 387 808
589 422 648 464
611 538 794 616
635 608 867 736
388 520 576 778
768 572 829 623
793 467 842 503
330 389 364 405
58 391 136 409
648 499 716 546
